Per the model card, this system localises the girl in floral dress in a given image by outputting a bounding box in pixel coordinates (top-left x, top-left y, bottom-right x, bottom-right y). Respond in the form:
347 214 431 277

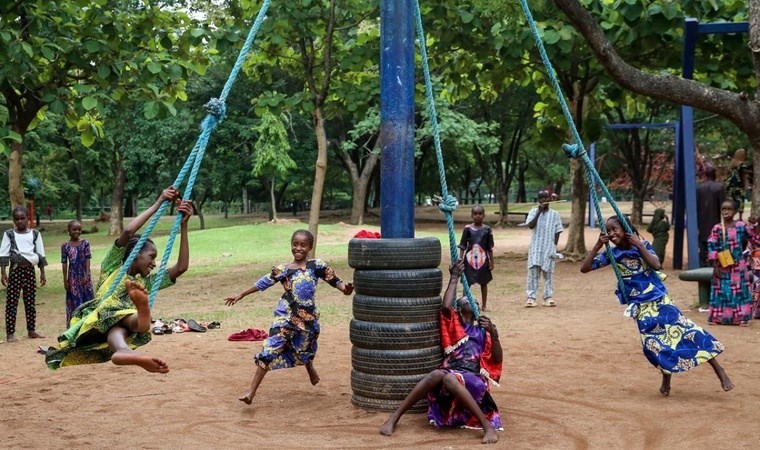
61 220 94 326
224 229 353 405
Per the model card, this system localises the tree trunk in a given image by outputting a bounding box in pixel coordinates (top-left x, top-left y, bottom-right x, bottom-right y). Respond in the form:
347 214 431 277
109 155 125 236
8 139 25 208
269 178 278 222
308 107 328 256
242 188 249 214
631 195 643 225
564 158 588 257
497 190 509 227
347 151 379 226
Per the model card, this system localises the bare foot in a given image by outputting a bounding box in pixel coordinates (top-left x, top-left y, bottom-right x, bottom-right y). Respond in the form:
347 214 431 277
482 426 499 444
659 373 671 397
125 279 149 309
306 362 320 386
28 330 45 339
239 392 254 405
111 351 169 373
379 417 398 436
715 367 734 391
6 334 18 343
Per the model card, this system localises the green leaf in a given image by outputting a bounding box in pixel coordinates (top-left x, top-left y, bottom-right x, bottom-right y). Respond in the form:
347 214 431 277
147 62 162 74
6 130 22 143
40 46 55 61
80 131 95 148
84 40 100 52
144 101 160 119
97 64 110 78
543 30 560 45
21 42 33 58
190 28 205 38
82 97 98 111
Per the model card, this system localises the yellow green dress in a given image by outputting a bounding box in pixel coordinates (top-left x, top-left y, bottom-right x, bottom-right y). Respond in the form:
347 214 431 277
45 243 173 369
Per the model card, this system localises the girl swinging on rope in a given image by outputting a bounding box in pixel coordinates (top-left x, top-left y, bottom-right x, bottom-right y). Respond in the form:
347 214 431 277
45 186 193 374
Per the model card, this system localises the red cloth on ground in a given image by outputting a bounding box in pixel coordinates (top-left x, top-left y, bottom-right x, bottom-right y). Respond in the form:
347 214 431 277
353 230 381 239
227 328 268 341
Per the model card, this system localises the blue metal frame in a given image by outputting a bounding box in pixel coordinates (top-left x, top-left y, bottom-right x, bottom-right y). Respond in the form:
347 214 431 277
379 0 416 238
676 18 749 269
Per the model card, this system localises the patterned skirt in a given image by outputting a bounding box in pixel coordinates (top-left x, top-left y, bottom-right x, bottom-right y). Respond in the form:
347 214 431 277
427 369 502 431
628 295 724 374
254 299 320 370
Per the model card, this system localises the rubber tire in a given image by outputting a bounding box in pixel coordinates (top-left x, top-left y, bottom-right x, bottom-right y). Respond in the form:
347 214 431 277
352 294 441 323
351 370 426 400
351 346 442 375
348 237 441 269
353 268 442 298
349 319 439 350
351 394 427 413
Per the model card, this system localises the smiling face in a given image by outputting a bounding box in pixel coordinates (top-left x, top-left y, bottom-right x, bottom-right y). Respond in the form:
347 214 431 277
68 221 82 240
131 242 157 277
291 232 314 263
605 218 627 247
721 200 737 222
12 209 29 232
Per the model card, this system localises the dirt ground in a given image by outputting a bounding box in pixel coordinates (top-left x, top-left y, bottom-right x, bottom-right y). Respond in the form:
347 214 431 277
2 219 760 450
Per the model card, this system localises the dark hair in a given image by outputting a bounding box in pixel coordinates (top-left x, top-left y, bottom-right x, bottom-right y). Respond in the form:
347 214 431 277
67 219 81 230
606 215 639 236
471 205 485 214
123 234 156 263
292 229 314 248
11 206 29 218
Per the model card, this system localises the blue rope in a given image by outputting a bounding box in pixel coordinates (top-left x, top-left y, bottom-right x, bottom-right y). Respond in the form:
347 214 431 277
518 0 631 303
413 0 479 317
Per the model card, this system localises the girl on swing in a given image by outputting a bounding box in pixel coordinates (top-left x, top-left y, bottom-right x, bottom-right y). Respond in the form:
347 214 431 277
45 186 193 374
581 215 733 396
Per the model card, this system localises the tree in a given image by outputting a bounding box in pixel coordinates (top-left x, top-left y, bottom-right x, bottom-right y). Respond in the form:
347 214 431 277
0 0 209 208
554 0 760 215
251 112 296 222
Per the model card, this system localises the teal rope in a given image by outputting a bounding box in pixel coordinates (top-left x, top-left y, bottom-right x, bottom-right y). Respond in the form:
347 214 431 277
413 0 478 316
66 0 274 342
518 0 631 303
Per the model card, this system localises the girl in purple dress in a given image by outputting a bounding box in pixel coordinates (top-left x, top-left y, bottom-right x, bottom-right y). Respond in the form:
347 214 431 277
61 220 94 325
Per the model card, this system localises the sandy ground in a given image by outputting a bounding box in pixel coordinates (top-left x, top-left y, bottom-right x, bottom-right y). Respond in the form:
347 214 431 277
1 221 760 450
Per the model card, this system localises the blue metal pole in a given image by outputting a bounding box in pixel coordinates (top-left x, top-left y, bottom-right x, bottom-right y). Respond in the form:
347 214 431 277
379 0 415 238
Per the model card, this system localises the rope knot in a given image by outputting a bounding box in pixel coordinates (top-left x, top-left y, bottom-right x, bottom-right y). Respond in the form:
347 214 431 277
562 143 584 159
434 194 458 213
205 98 227 122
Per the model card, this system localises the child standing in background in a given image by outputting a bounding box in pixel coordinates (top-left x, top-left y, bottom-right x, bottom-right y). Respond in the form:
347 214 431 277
458 205 494 311
61 220 94 326
525 190 563 308
0 206 47 343
707 200 754 325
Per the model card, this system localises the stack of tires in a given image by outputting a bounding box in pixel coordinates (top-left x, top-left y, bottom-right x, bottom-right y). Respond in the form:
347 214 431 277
348 237 443 413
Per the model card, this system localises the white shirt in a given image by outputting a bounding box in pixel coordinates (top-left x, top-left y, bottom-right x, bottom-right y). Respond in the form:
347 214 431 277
0 230 46 266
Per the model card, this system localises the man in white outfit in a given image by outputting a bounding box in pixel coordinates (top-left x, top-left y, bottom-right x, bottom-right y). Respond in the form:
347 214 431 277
524 190 563 307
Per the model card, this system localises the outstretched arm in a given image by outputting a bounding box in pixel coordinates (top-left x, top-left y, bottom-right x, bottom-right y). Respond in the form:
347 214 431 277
225 285 260 306
116 186 179 247
442 259 465 310
167 200 192 282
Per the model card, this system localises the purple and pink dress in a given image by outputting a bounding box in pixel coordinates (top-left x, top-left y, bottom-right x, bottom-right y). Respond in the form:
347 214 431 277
61 240 94 325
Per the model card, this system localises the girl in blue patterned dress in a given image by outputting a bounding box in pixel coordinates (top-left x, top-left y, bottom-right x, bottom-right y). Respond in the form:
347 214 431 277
581 216 734 396
224 229 354 405
61 220 94 326
707 200 754 325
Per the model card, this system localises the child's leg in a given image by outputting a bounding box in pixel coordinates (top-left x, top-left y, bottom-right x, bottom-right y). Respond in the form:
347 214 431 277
120 280 152 333
526 266 539 305
5 267 21 341
481 284 488 311
240 365 268 405
108 281 169 373
439 373 498 444
708 358 734 392
381 369 447 437
20 267 43 338
108 326 169 373
305 361 320 385
659 372 671 396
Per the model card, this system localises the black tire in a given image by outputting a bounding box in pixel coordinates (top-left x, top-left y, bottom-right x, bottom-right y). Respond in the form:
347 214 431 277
352 294 441 323
349 319 440 350
353 268 442 298
351 370 426 400
352 346 442 375
351 394 427 413
348 237 441 269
